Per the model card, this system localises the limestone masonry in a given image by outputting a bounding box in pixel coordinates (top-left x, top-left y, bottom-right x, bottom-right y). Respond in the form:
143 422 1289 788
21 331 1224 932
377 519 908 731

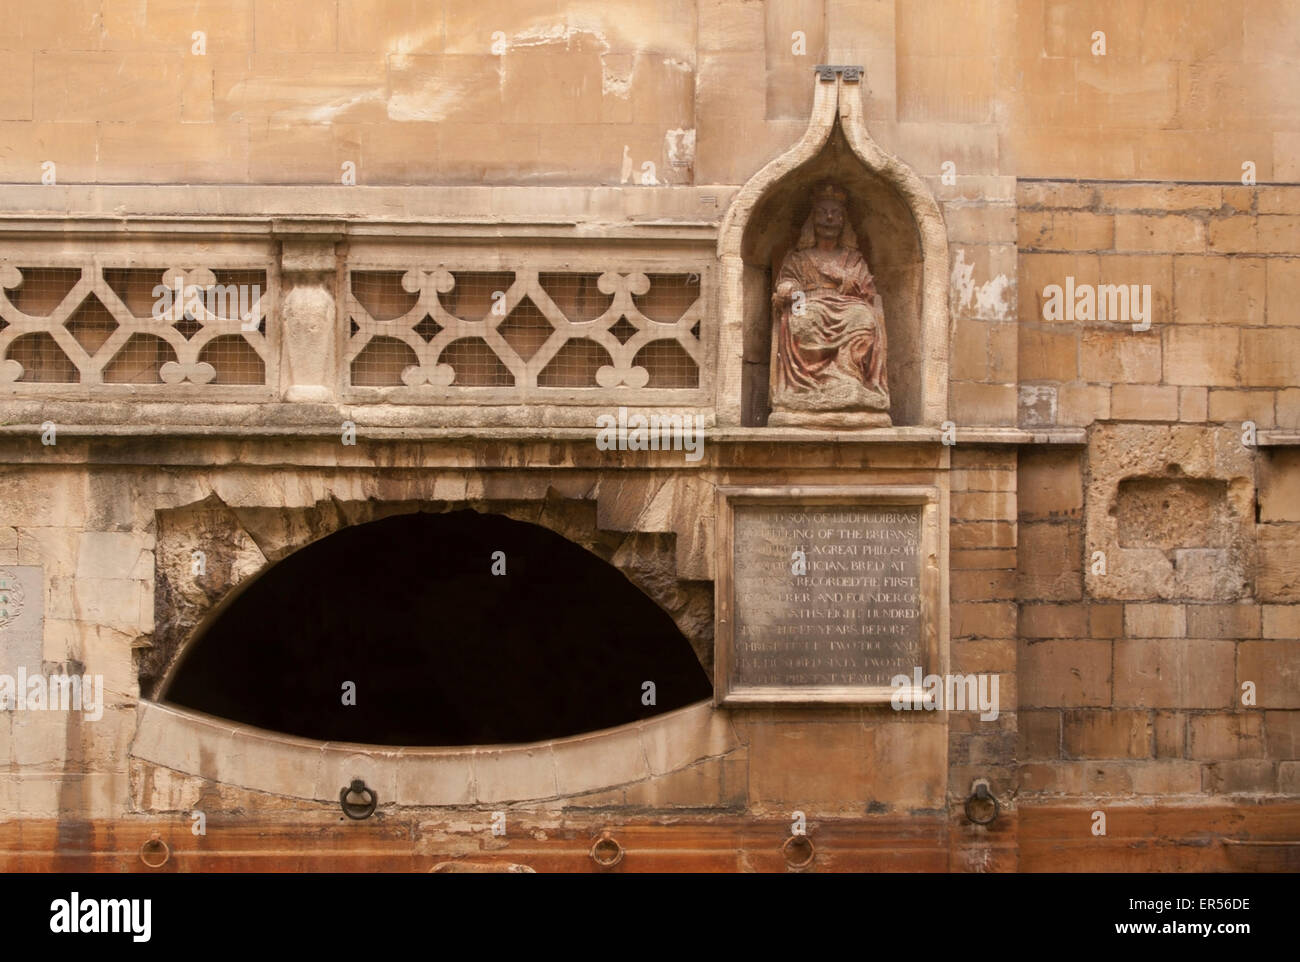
0 0 1296 873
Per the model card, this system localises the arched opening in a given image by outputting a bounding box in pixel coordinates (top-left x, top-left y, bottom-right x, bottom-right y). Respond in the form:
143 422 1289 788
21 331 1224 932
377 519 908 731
739 120 925 427
715 74 949 429
161 510 712 746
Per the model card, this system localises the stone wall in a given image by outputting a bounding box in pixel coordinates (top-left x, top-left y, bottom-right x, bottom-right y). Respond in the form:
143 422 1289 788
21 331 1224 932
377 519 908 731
1 0 1297 870
4 1 1295 186
1013 182 1300 802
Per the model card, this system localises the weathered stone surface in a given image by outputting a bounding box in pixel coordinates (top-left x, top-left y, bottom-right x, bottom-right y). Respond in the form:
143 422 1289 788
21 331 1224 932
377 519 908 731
1085 425 1254 601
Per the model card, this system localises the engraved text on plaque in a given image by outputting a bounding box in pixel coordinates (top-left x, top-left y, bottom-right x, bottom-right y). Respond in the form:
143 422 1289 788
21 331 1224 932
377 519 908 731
731 504 922 692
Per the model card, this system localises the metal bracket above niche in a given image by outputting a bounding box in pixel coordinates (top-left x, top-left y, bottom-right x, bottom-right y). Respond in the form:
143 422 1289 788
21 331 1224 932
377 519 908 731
814 65 863 83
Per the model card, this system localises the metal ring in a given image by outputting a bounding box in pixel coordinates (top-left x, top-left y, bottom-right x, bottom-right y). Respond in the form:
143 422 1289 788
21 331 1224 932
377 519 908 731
340 778 377 820
590 832 623 868
965 782 999 825
782 834 815 869
139 832 170 869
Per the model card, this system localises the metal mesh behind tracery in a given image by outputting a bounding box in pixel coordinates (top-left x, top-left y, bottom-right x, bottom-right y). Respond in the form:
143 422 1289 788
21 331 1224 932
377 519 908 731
8 333 77 382
634 340 699 388
102 334 174 383
444 272 515 321
537 338 611 387
498 298 553 362
64 295 118 354
103 268 165 317
6 267 82 315
201 335 265 385
352 336 418 387
351 271 418 320
538 272 611 321
633 273 701 322
443 338 514 386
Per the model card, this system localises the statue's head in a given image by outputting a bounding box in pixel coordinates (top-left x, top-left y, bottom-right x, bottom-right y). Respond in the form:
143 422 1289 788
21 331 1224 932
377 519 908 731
797 181 857 250
811 182 847 240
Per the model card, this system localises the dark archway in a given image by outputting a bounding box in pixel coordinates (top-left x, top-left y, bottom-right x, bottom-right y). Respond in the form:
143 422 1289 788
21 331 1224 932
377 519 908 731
162 510 712 746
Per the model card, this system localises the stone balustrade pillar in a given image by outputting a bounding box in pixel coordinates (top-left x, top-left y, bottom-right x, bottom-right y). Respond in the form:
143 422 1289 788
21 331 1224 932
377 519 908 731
274 221 344 404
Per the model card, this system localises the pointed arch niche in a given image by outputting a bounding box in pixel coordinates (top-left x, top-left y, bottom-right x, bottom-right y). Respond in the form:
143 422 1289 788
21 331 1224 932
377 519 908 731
716 72 949 428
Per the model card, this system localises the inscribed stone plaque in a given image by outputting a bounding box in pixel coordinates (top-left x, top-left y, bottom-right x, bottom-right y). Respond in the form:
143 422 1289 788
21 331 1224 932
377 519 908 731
730 505 922 693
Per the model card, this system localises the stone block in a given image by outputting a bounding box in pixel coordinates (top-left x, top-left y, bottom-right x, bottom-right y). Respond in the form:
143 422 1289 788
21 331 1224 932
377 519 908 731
1017 448 1082 520
1129 761 1203 795
1056 383 1110 426
1264 711 1300 759
35 52 186 122
1019 639 1111 708
952 601 1017 639
1154 711 1186 758
951 491 1016 522
1241 328 1300 387
1019 709 1060 759
1124 603 1187 638
1258 525 1300 602
1173 255 1266 326
254 0 338 52
1114 214 1205 254
1090 604 1124 639
1018 209 1114 251
950 382 1017 426
1188 713 1264 760
1266 258 1300 325
1079 329 1161 384
1179 386 1208 421
1184 604 1261 639
1111 384 1179 421
338 0 445 54
1162 327 1240 386
1016 522 1082 601
1113 639 1235 709
1207 389 1275 428
1258 216 1300 255
1262 605 1300 639
1237 642 1300 708
1020 603 1089 639
1062 709 1152 759
1018 327 1077 381
1202 760 1276 794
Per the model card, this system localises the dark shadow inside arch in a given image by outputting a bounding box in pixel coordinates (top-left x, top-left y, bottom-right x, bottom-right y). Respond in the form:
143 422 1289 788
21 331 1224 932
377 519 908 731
162 510 712 746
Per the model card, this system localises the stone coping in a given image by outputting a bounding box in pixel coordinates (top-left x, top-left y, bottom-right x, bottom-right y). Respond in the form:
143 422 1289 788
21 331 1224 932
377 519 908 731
1258 430 1300 447
0 415 1085 446
130 698 740 806
0 185 741 229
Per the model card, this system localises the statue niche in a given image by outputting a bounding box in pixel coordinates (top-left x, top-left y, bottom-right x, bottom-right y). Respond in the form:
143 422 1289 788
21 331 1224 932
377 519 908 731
768 181 891 428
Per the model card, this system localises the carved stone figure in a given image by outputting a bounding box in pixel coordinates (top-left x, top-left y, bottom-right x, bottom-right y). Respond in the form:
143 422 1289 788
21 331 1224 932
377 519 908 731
769 181 890 427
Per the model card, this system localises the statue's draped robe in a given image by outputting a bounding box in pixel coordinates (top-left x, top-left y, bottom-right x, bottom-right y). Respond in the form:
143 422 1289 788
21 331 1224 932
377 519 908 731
773 245 889 412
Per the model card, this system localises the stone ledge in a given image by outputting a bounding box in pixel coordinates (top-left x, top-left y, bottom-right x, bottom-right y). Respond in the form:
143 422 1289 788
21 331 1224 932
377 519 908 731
1258 430 1300 447
0 184 741 232
0 416 1085 446
130 698 739 807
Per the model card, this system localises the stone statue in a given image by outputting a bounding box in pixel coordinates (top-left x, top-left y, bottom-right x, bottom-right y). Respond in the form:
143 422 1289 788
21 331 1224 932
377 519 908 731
769 181 890 427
